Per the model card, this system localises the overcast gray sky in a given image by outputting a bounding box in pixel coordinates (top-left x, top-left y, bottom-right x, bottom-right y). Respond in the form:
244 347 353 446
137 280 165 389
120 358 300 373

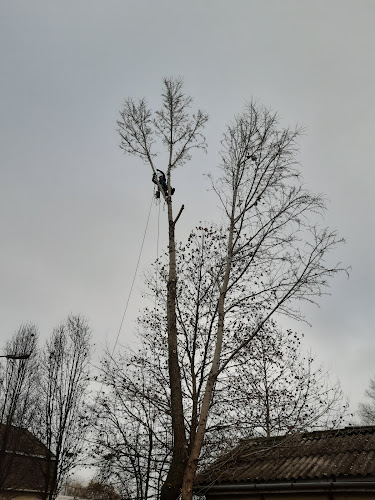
1 0 374 415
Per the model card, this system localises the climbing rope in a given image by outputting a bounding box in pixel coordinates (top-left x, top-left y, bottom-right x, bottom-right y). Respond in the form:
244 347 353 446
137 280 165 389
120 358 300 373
155 199 160 308
87 191 160 455
110 192 155 356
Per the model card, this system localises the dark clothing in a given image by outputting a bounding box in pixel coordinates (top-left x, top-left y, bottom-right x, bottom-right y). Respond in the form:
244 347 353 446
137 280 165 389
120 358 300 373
152 169 172 197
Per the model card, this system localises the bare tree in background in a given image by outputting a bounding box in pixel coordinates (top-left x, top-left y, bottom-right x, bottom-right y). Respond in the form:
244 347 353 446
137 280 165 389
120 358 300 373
0 324 38 427
217 321 348 441
39 315 91 500
118 79 346 500
359 376 375 424
92 346 172 500
0 324 38 491
63 477 120 500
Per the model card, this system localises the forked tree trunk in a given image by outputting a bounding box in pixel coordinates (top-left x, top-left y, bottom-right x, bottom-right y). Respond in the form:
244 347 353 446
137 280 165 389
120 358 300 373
181 204 236 500
180 292 227 500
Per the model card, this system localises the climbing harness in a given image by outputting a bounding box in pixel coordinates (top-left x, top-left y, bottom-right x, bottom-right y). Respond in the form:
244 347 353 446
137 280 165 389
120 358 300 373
152 169 175 198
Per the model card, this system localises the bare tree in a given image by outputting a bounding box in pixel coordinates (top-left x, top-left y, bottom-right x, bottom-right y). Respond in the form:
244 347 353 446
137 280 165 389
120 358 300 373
63 477 120 500
118 81 346 500
0 324 38 427
118 77 208 500
215 321 347 441
0 324 38 491
92 346 172 500
358 376 375 424
93 226 346 499
38 315 91 500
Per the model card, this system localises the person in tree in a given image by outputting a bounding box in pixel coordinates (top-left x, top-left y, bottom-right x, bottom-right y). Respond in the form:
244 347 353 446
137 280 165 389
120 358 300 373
152 169 175 198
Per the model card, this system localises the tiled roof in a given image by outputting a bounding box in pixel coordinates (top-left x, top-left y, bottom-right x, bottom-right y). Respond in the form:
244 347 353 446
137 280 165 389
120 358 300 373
197 426 375 485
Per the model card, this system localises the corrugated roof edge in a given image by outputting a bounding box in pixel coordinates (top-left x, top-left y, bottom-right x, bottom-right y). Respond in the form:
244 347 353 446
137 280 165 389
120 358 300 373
195 425 375 489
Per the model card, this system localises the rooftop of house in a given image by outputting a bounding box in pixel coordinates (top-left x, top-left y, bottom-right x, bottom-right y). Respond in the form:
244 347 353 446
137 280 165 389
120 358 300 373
197 425 375 487
0 424 54 494
0 423 51 457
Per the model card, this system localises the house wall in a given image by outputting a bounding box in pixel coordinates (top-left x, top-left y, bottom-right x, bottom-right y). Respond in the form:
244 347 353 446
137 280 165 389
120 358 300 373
207 493 375 500
0 493 42 500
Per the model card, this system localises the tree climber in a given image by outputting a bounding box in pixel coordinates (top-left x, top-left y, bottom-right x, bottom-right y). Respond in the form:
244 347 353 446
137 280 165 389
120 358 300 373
152 169 175 198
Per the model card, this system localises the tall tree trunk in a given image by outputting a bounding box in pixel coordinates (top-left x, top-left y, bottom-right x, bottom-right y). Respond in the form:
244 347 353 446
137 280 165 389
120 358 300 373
160 200 188 500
